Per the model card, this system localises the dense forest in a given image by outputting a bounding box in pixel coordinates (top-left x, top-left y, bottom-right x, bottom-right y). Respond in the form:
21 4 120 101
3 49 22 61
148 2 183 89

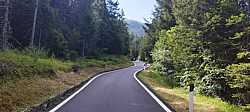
1 0 129 59
140 0 250 105
0 1 132 111
1 0 250 109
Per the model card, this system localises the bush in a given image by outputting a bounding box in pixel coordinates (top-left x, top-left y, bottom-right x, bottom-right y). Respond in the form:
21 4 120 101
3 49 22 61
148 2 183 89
226 63 250 105
147 71 179 88
197 65 231 100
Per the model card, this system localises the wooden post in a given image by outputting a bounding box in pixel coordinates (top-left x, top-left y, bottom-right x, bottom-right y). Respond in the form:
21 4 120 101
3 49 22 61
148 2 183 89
189 84 194 112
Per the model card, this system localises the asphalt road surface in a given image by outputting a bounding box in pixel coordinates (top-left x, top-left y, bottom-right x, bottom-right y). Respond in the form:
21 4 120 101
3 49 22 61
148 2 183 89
54 61 168 112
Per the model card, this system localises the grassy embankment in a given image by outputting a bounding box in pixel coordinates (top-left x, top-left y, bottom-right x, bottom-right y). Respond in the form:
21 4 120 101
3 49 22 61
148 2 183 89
138 70 250 112
0 50 132 112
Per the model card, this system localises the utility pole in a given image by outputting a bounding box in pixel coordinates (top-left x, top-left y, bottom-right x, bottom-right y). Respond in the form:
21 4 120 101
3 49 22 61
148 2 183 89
2 0 10 50
30 0 39 48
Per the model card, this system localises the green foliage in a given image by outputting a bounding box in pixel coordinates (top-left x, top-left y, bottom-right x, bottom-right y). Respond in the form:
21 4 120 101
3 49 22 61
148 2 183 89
151 30 174 74
139 71 249 112
76 55 131 68
99 0 130 55
226 63 250 104
226 13 247 26
198 65 229 99
0 50 131 82
139 0 176 62
128 34 141 60
140 71 179 89
8 0 130 58
18 48 49 59
139 35 154 62
0 50 73 80
144 0 250 105
237 51 250 62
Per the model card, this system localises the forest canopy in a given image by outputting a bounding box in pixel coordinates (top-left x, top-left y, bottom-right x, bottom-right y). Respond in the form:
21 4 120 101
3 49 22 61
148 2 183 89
1 0 130 59
140 0 250 105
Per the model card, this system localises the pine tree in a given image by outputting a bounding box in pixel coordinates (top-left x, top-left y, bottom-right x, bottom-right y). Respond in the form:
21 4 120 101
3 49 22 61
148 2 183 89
148 0 250 105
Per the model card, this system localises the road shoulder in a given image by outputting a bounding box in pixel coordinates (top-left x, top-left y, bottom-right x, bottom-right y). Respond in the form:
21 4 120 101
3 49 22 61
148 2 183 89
29 64 132 112
138 70 248 112
134 69 175 112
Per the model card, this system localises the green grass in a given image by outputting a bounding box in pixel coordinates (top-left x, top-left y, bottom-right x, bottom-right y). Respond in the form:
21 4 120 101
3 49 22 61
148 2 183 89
0 50 74 80
139 71 250 112
76 55 131 68
0 50 131 80
0 50 132 112
0 51 74 79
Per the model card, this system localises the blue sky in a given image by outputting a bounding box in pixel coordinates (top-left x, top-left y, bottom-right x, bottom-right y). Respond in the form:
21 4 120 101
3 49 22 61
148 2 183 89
118 0 157 23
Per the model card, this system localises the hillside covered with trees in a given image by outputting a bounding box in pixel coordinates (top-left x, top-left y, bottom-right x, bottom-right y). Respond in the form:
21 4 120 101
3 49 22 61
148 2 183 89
140 0 250 106
1 0 250 111
0 0 133 111
126 19 145 37
1 0 129 58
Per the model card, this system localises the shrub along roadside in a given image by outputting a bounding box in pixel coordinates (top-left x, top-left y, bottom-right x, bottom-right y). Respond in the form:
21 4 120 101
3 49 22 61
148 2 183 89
226 63 250 105
0 50 131 80
138 70 250 112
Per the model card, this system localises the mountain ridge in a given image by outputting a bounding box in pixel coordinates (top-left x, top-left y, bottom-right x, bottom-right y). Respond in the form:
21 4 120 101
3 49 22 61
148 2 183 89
126 19 145 37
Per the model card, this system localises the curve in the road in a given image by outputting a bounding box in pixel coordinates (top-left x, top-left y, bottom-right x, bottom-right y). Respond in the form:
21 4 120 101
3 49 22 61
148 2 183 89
49 61 172 112
133 70 172 112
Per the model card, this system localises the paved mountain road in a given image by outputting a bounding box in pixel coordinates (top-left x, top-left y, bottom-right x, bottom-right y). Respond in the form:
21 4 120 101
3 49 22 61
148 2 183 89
52 61 171 112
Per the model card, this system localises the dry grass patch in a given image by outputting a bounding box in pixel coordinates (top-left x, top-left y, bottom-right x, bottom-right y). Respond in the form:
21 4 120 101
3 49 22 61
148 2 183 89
0 51 132 112
0 63 131 112
0 77 69 112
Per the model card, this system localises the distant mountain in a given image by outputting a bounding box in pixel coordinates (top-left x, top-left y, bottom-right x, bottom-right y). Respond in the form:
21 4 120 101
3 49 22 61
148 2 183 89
126 19 145 37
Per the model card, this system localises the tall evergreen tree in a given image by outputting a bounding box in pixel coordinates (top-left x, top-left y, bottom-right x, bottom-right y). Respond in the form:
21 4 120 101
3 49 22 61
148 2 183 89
146 0 250 105
7 0 129 58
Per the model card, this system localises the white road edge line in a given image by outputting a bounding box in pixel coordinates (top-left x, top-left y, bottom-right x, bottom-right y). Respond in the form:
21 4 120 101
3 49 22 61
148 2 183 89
133 69 172 112
49 64 171 112
49 68 128 112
